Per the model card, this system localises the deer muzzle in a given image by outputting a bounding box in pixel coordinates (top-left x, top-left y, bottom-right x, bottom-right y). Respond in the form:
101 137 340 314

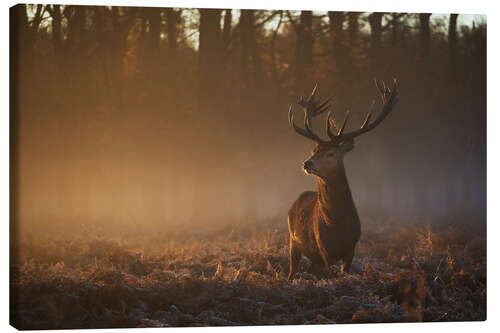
303 160 316 175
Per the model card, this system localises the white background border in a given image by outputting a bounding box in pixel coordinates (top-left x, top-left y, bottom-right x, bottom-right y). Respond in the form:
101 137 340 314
2 1 496 332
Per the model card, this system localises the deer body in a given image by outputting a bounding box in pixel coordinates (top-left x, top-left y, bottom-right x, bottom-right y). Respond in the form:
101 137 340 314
288 160 361 278
287 80 399 279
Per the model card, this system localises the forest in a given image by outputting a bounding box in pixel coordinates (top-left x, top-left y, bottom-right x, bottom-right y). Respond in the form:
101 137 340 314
11 5 486 230
10 4 486 329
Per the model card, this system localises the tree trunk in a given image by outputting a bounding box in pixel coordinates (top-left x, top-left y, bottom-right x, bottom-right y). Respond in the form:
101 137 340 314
448 14 459 72
142 7 162 102
419 13 432 62
239 10 262 102
198 8 223 109
295 11 313 95
109 6 138 106
195 9 223 223
222 9 232 52
390 13 398 44
368 12 383 74
345 12 360 78
65 6 85 50
240 10 252 93
300 11 313 68
50 5 63 62
414 13 432 219
347 12 360 45
146 7 161 50
165 8 179 59
328 11 344 73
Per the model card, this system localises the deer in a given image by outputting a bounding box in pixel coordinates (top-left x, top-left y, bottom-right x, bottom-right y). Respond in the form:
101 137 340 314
287 79 399 280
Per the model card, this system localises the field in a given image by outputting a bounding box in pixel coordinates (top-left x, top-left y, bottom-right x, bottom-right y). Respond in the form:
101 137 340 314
10 218 486 329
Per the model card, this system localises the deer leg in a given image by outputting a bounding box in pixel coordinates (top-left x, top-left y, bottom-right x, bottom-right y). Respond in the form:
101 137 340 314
288 241 301 280
341 249 355 273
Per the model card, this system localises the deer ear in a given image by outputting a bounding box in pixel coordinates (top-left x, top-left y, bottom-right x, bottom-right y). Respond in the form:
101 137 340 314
340 139 354 153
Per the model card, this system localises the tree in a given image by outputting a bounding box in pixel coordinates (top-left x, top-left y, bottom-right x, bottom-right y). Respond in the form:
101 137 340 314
368 12 383 74
239 9 262 97
299 11 314 70
448 14 459 72
419 13 432 62
347 12 360 44
47 5 63 61
12 4 44 74
193 8 224 224
222 9 232 53
286 10 314 94
165 8 180 59
414 13 433 216
10 4 487 230
345 12 360 77
328 11 345 73
103 6 139 105
144 7 161 50
198 9 223 109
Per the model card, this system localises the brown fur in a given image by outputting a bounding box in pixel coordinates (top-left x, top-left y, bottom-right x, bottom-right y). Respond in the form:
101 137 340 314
287 79 398 279
287 143 361 279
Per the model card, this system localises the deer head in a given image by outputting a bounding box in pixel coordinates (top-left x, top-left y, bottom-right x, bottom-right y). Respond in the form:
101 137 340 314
289 79 399 181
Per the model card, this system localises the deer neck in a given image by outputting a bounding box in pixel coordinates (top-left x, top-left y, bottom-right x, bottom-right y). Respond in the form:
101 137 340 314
316 162 355 222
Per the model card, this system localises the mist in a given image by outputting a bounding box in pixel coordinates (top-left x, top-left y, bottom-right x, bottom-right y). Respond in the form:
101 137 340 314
11 6 486 236
9 6 489 329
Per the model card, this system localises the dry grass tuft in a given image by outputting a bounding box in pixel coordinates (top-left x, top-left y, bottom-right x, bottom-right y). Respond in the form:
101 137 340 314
10 220 486 329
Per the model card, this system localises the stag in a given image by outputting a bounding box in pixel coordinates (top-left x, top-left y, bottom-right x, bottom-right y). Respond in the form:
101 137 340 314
287 79 399 279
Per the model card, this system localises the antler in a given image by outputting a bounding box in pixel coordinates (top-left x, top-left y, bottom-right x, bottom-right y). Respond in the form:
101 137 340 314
288 84 332 143
327 78 399 143
289 79 399 144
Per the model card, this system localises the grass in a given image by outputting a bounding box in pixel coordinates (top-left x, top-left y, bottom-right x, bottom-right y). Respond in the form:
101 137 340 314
10 218 486 329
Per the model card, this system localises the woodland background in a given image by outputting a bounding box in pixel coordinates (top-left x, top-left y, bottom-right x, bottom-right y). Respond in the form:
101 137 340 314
10 5 486 235
9 5 487 328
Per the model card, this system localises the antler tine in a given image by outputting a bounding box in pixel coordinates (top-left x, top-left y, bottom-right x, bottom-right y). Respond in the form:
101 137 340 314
374 78 383 93
289 80 399 144
361 100 376 129
304 107 314 132
330 78 399 142
290 84 333 143
338 110 350 136
298 85 331 113
289 105 325 143
310 83 318 100
375 78 387 103
330 115 339 132
304 107 326 142
316 96 332 114
289 105 310 139
326 111 339 141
